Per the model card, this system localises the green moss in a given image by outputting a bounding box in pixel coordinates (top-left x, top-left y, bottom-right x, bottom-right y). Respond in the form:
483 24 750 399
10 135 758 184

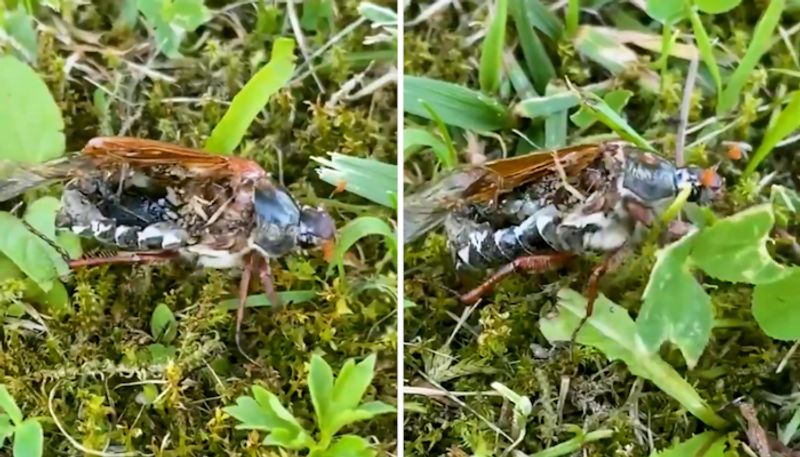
404 1 800 455
1 1 396 455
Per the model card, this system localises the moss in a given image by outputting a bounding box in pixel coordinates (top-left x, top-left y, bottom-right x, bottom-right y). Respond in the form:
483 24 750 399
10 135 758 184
1 1 396 455
404 1 800 455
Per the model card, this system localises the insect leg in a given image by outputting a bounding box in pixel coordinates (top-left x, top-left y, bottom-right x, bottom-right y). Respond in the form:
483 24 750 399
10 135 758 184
460 252 573 305
569 247 629 344
257 257 282 309
236 253 259 365
68 250 178 268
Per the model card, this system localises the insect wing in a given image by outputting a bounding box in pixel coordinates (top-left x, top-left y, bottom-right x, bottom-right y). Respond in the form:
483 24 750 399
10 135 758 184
82 137 266 180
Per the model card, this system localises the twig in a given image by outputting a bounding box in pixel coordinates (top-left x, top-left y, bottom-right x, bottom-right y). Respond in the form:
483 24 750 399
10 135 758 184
675 50 699 167
285 0 324 93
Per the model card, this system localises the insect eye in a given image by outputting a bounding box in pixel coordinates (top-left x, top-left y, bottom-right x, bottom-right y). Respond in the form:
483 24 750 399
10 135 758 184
299 208 336 241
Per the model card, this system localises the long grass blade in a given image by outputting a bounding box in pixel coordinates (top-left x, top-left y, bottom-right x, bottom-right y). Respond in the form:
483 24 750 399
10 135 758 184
479 0 508 94
509 0 555 94
687 7 722 99
743 90 800 179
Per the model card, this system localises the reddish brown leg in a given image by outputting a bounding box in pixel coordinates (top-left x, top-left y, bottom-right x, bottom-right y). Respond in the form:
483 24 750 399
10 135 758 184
460 252 574 305
236 254 259 365
257 258 281 309
69 250 178 268
569 248 628 344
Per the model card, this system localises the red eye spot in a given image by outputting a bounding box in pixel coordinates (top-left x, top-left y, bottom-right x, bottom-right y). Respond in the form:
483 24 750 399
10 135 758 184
701 168 719 188
727 144 742 161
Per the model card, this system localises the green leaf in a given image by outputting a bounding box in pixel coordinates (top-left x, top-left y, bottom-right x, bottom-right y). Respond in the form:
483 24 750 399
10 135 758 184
574 26 640 75
570 89 632 129
688 7 722 98
150 303 177 343
357 1 396 26
326 217 396 278
0 386 23 426
695 0 742 14
752 268 800 340
744 90 800 179
404 76 514 132
691 204 787 284
23 197 60 240
170 0 211 31
205 38 296 154
220 290 317 310
12 419 42 457
544 84 567 148
515 81 611 119
717 0 784 115
3 5 38 63
0 415 12 447
0 55 65 163
355 401 396 417
577 91 655 151
645 0 686 23
309 355 334 434
522 0 563 40
0 212 68 292
322 435 374 457
509 0 554 94
403 128 456 168
332 354 376 412
262 427 313 450
637 234 712 368
770 184 800 226
540 289 727 429
313 154 397 208
138 0 210 57
479 0 508 94
652 432 728 456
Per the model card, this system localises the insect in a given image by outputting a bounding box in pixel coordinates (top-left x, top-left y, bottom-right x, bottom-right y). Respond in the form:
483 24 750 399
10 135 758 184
405 142 723 335
0 137 336 360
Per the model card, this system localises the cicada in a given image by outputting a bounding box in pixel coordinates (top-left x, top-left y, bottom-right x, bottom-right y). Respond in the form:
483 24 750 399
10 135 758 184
0 137 336 360
405 142 723 333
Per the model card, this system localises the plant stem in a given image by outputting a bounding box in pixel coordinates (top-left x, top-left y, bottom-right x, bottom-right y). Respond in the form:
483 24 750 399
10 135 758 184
529 430 614 457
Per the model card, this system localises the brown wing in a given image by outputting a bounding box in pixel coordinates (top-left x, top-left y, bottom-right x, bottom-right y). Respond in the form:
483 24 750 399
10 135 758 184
464 143 603 203
403 143 603 243
82 137 266 180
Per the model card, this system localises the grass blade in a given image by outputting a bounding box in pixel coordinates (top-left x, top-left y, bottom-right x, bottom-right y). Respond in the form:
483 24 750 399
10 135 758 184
565 0 580 38
743 90 800 178
576 90 655 151
717 0 785 115
313 154 397 208
574 26 639 75
205 38 296 154
523 0 563 40
404 128 457 168
515 80 612 118
479 0 508 94
509 0 555 94
404 75 514 131
326 216 396 278
687 7 722 99
221 290 318 309
544 84 567 148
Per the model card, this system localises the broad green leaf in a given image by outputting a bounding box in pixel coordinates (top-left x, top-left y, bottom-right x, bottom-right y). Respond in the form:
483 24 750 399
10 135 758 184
4 5 38 63
220 290 317 310
540 289 727 429
170 0 211 31
509 0 554 94
322 435 374 457
313 154 397 208
404 76 514 132
695 0 742 14
262 427 314 450
301 0 334 31
691 204 787 284
0 386 22 426
688 7 722 98
56 232 83 259
356 401 396 417
479 0 508 94
752 268 800 340
0 415 12 447
0 56 65 163
23 196 71 273
150 303 177 343
253 386 304 430
325 409 374 437
652 431 727 456
403 128 456 168
717 0 784 115
0 212 68 291
645 0 686 22
12 419 42 457
205 38 296 154
578 91 655 151
138 0 210 57
24 279 69 313
223 396 274 430
637 234 712 368
744 90 800 179
326 217 396 278
332 354 376 411
309 355 334 433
